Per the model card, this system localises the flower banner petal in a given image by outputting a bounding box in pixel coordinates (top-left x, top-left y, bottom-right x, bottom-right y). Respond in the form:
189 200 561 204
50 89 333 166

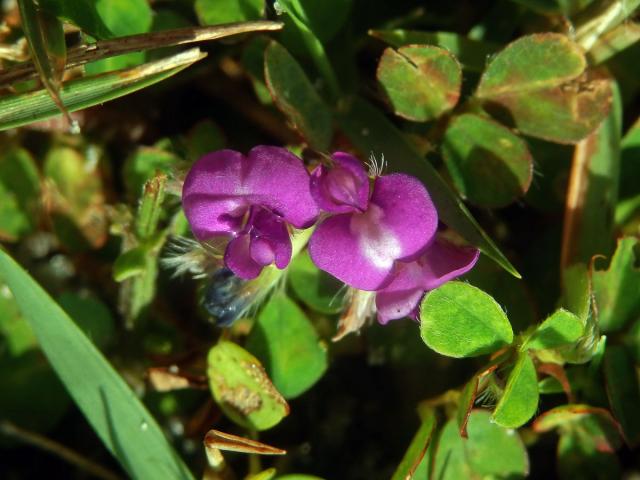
182 149 249 240
246 146 319 228
182 147 318 241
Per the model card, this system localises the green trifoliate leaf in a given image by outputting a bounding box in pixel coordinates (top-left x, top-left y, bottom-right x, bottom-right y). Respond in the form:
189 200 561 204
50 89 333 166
525 308 584 351
442 113 533 207
377 45 461 122
432 411 529 480
420 281 513 358
493 352 539 428
476 33 612 143
207 341 289 431
246 293 328 399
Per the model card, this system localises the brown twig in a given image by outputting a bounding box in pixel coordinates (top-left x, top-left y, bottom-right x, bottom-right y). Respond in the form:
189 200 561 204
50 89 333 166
0 420 122 480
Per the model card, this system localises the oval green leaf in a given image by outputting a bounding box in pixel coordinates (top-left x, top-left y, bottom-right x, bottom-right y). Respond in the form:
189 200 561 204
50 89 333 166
246 293 328 399
432 411 529 480
476 33 612 143
370 29 499 73
207 341 290 431
526 308 584 350
0 147 40 242
264 41 332 151
420 281 513 358
84 0 152 74
442 113 533 207
477 33 586 98
288 250 343 314
377 45 461 122
492 352 539 428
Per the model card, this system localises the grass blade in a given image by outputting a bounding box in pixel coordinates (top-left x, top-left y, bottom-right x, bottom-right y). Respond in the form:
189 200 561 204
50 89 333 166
17 0 72 124
0 248 195 480
0 21 283 88
0 48 206 131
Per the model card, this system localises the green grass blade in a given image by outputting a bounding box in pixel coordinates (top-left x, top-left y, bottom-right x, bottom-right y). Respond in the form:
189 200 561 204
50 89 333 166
18 0 71 122
0 248 195 480
0 48 206 131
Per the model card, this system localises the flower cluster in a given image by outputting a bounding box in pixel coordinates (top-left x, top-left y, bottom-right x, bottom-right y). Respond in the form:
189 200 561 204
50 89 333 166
182 146 479 327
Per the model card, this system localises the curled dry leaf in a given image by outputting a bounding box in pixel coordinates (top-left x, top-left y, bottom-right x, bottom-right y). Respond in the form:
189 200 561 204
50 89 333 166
204 429 286 469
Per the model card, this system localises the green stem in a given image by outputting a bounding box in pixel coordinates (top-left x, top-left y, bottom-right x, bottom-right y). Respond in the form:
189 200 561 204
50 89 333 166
574 0 640 50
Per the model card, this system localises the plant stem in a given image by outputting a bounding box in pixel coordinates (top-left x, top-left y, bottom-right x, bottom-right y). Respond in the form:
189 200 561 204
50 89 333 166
0 420 122 480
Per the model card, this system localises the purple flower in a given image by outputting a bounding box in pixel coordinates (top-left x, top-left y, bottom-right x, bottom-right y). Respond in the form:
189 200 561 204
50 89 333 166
308 152 439 291
182 146 318 279
375 238 480 324
332 237 479 339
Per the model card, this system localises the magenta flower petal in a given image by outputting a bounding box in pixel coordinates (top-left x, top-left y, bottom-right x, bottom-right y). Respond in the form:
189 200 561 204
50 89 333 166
309 214 395 290
420 239 480 290
368 174 438 262
182 149 249 240
245 146 319 228
224 208 293 280
309 174 438 290
309 173 438 290
225 234 263 279
375 238 480 323
250 238 275 265
310 152 370 213
375 262 425 324
249 208 292 269
182 147 318 241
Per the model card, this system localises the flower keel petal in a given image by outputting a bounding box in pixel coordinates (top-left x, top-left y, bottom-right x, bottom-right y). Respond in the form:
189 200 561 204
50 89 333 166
225 234 263 280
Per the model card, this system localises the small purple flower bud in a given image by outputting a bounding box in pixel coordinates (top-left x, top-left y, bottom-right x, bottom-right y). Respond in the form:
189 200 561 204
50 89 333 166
310 152 370 213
